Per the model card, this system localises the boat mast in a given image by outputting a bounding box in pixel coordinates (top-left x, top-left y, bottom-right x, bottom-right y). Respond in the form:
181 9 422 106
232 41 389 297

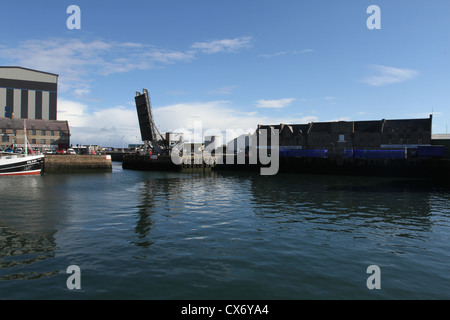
24 120 27 156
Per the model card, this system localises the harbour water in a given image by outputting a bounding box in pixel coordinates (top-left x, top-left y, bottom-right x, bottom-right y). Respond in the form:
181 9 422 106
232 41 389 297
0 162 449 300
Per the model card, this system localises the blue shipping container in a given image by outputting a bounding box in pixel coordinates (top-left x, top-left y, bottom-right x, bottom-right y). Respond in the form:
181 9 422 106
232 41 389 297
417 145 445 158
278 149 328 158
354 149 406 159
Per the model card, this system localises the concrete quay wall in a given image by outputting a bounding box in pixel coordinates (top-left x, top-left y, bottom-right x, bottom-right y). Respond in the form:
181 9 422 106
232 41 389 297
277 157 450 179
122 153 450 182
43 155 112 173
122 154 214 172
214 155 450 181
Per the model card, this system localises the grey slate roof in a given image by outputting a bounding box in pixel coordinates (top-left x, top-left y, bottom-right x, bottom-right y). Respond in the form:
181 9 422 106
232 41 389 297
0 118 69 131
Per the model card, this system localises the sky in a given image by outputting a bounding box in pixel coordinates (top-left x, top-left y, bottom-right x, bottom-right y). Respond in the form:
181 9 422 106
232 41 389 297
0 0 449 147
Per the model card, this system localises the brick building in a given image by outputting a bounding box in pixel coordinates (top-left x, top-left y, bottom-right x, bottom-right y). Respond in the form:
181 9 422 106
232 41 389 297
0 118 70 152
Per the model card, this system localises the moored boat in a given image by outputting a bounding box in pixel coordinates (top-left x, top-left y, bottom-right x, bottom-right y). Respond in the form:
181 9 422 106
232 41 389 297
0 120 44 176
0 153 44 176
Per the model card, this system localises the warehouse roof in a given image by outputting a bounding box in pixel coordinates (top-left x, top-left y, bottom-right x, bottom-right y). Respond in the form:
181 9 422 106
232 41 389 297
0 66 59 77
0 118 69 131
261 116 432 135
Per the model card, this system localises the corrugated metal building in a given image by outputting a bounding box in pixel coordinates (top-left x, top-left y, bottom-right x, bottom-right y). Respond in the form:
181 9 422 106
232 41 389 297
0 66 58 120
0 66 70 152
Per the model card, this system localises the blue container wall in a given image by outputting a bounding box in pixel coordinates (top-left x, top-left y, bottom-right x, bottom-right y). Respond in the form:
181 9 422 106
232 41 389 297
354 150 406 159
417 145 445 158
279 149 328 158
343 150 354 158
280 149 408 159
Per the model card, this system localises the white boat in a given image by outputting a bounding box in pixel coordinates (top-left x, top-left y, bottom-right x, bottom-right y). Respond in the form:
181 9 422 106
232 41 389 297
0 153 44 176
0 119 44 176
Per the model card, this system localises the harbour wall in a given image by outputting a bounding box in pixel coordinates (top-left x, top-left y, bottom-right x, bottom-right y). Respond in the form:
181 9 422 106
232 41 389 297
214 155 450 181
105 151 134 162
121 153 450 181
281 157 450 179
122 154 214 172
43 155 112 173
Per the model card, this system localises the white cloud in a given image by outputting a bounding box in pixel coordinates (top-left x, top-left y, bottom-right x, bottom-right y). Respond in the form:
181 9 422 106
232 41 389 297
255 98 296 109
0 36 249 97
153 101 252 134
153 100 317 143
362 65 418 86
73 86 92 98
207 85 237 95
0 39 113 94
258 49 314 59
294 49 314 54
326 117 351 122
58 99 140 147
57 99 88 127
412 112 440 118
191 36 252 54
58 97 319 146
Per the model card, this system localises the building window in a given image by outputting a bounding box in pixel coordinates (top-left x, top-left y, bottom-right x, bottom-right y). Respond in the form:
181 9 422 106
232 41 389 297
12 129 16 135
338 134 345 142
42 130 46 135
1 129 5 134
41 139 46 144
51 130 55 136
32 129 36 135
59 131 63 137
2 136 9 142
50 139 55 144
32 139 36 144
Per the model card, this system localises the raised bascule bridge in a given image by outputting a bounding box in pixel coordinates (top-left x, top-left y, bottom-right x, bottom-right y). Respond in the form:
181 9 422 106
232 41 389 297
134 88 172 156
122 89 214 171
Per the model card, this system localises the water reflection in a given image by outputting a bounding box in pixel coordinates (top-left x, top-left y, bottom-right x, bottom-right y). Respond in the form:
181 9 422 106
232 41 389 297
132 172 222 248
0 175 67 282
133 179 155 248
1 163 448 299
0 224 58 280
244 173 436 234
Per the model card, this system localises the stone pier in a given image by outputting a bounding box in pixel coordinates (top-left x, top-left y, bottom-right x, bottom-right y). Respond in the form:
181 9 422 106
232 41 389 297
43 155 112 173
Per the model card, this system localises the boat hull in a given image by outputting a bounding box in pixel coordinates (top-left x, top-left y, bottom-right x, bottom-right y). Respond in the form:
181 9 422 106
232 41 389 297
0 155 44 176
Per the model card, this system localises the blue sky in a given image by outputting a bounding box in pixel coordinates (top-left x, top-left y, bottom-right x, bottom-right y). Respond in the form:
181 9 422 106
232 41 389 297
1 0 449 147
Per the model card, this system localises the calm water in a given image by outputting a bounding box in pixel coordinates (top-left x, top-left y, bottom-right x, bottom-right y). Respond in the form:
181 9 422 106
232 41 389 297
0 162 449 299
